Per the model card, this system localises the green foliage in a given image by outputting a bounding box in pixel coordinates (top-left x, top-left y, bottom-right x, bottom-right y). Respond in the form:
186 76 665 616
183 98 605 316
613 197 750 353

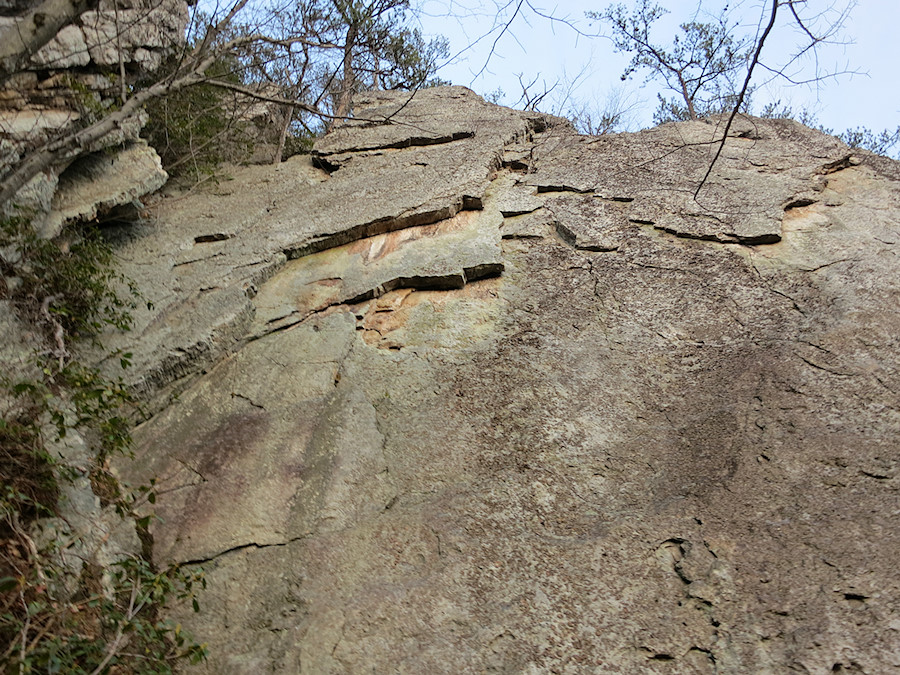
142 55 251 180
376 26 450 90
0 215 138 342
282 130 318 158
0 214 207 672
1 555 206 674
0 409 58 524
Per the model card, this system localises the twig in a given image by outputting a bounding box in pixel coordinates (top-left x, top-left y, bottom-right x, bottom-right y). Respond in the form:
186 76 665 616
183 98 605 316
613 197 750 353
39 294 68 368
694 0 779 198
18 589 29 675
89 576 139 675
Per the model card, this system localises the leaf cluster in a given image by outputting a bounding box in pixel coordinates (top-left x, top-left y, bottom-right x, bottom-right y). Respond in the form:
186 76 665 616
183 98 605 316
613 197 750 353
591 0 751 122
0 215 138 344
1 555 207 674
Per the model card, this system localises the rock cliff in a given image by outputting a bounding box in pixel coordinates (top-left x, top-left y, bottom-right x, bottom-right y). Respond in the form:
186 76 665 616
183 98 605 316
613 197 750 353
109 87 900 673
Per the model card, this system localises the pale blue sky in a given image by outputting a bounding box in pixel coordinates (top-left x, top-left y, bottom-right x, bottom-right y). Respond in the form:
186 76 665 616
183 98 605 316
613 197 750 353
416 0 900 135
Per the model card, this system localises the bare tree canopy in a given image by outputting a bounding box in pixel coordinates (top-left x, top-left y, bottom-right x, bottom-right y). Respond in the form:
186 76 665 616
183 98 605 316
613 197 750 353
591 0 753 123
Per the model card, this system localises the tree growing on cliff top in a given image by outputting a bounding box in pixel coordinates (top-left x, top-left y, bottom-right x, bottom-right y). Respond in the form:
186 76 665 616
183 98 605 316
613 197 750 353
591 0 753 124
220 0 448 156
582 0 860 192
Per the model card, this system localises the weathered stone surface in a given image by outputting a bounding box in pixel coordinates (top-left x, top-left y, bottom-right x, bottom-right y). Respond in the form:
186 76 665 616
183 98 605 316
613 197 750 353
96 88 533 402
1 0 188 226
29 0 188 71
41 140 167 238
109 88 900 673
250 197 503 336
30 24 91 69
313 86 538 158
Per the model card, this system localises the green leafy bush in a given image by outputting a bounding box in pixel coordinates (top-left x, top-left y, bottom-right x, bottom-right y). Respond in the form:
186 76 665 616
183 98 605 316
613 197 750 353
0 215 138 342
142 55 255 180
0 215 207 673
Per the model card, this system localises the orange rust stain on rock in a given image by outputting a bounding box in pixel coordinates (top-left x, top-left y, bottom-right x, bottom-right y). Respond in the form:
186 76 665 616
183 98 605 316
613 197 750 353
780 202 830 237
346 210 479 265
357 277 501 348
411 276 501 305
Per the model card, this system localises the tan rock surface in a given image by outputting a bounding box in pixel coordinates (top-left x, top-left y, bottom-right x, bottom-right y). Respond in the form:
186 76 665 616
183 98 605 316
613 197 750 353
111 88 900 673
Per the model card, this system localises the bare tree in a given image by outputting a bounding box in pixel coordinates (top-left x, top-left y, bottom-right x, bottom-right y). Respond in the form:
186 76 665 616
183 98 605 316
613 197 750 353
590 0 752 124
695 0 855 194
564 85 642 135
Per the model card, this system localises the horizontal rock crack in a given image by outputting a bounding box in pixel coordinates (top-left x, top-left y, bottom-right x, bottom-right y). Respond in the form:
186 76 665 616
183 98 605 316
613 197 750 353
654 224 781 245
284 198 483 260
313 131 476 164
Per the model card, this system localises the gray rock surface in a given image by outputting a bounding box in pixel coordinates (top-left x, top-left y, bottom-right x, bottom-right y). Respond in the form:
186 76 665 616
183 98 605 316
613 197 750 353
29 0 188 72
0 0 187 226
109 87 900 673
41 140 167 238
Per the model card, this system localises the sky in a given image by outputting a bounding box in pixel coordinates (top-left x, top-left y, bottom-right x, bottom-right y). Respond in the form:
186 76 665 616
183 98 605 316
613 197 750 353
414 0 900 135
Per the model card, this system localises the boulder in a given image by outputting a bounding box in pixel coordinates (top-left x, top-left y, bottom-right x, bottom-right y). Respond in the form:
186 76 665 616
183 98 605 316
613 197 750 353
41 140 167 238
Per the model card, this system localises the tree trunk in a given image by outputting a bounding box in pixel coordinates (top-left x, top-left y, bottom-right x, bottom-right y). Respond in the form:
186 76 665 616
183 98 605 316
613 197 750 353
679 76 697 120
273 104 294 164
331 22 358 126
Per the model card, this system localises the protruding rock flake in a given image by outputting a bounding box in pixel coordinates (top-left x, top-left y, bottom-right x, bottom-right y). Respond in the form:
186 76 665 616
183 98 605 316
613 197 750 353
93 88 900 673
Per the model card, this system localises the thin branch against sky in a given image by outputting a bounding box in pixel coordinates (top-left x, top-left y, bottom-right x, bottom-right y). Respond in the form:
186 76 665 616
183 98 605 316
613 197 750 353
415 0 898 133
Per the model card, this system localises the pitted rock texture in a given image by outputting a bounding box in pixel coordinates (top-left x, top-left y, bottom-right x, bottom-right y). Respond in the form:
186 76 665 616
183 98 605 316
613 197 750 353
111 87 900 673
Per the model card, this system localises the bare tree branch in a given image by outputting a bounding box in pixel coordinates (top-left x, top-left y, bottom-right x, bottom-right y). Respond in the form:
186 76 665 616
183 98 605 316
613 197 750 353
694 0 779 198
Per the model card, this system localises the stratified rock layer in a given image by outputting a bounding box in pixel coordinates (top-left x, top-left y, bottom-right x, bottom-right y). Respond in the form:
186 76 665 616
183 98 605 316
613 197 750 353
113 87 900 673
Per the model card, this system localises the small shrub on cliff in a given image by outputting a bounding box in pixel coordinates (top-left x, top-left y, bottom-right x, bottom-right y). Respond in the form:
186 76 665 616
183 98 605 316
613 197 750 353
142 55 256 181
0 215 138 344
0 215 207 673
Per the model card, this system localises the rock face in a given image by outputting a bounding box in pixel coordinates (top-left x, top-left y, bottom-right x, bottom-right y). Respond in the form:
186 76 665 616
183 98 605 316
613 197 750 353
112 87 900 673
